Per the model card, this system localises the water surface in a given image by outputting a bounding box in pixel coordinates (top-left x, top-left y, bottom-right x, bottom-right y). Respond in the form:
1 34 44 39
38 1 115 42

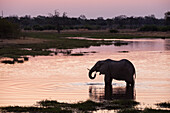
0 38 170 109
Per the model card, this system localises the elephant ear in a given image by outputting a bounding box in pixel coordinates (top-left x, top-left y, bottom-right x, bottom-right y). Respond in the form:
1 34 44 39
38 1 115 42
99 62 108 75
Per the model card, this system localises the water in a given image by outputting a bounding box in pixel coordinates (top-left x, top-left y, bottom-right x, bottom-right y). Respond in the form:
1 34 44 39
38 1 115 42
0 38 170 109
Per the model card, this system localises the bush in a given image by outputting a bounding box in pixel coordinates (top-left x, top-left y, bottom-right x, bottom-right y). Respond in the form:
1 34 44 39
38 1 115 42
0 19 20 39
33 25 44 31
109 29 119 33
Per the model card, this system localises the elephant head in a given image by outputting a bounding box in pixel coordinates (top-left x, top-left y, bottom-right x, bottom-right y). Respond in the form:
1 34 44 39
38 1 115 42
88 61 106 79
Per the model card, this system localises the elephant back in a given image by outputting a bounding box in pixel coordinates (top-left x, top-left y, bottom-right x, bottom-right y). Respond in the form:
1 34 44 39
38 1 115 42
121 59 136 76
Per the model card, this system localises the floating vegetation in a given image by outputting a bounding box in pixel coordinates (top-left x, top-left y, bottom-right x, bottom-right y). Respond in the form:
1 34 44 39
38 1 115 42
70 53 84 56
1 57 29 64
23 57 29 61
1 60 15 64
0 99 140 113
118 51 129 53
2 100 170 113
114 41 128 46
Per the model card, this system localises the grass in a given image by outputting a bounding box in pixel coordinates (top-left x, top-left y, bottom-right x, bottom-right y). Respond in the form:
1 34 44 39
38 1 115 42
22 30 170 39
1 100 170 113
69 100 102 111
0 99 139 113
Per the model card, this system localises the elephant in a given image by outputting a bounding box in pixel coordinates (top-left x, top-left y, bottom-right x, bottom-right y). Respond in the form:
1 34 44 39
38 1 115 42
88 59 136 87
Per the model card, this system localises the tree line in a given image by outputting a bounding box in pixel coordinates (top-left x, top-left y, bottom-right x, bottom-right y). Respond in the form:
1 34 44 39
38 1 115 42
0 11 170 38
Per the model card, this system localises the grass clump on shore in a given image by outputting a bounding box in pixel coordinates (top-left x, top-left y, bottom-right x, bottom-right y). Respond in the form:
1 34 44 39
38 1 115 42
69 100 102 111
2 100 170 113
156 101 170 108
0 99 140 113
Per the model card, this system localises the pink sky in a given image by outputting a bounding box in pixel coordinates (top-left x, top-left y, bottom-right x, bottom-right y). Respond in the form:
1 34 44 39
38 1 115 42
0 0 169 18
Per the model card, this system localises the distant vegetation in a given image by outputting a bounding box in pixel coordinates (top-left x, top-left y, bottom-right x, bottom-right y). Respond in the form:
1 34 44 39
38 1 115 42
139 25 170 32
1 11 170 34
109 29 119 33
0 18 20 39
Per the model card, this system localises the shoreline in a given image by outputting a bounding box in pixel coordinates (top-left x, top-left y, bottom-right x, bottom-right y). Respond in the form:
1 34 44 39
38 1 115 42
0 30 169 60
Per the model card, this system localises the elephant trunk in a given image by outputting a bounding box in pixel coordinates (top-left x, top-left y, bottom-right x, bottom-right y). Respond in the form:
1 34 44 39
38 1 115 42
88 69 96 79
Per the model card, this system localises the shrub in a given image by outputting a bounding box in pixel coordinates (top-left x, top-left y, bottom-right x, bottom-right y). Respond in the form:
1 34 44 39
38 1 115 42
33 25 44 31
43 25 56 30
24 27 32 30
0 19 20 39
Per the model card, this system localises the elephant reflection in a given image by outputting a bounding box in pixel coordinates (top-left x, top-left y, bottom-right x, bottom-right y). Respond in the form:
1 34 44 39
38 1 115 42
89 85 135 101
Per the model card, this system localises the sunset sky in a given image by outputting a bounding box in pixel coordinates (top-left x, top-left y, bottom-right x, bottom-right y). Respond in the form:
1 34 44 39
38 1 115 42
0 0 169 19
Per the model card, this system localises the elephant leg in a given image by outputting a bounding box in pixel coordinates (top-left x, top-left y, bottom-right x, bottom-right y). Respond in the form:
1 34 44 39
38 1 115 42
104 75 112 86
104 75 112 100
105 84 112 100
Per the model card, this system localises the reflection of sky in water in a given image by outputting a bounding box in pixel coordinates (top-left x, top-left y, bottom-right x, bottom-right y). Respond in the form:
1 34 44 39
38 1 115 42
72 39 169 54
0 39 170 108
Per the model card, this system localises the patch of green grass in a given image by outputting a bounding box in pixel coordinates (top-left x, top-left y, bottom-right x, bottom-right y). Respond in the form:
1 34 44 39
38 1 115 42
105 100 140 109
0 106 72 113
156 101 170 108
0 99 140 112
3 100 170 113
0 47 51 58
1 100 170 113
38 100 68 108
22 31 170 40
69 100 102 111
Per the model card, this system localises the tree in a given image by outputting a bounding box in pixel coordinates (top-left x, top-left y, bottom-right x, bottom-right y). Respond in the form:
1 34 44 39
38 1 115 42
62 12 67 18
165 11 170 25
54 10 60 17
0 19 20 39
79 15 87 20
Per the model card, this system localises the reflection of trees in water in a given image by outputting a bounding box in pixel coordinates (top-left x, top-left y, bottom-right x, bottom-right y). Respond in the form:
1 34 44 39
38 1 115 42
89 85 135 101
165 39 170 50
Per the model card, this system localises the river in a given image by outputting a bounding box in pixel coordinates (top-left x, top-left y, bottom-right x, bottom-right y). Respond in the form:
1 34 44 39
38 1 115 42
0 38 170 110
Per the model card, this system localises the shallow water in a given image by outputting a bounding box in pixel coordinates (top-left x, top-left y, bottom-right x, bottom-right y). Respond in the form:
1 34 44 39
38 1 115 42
0 38 170 110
